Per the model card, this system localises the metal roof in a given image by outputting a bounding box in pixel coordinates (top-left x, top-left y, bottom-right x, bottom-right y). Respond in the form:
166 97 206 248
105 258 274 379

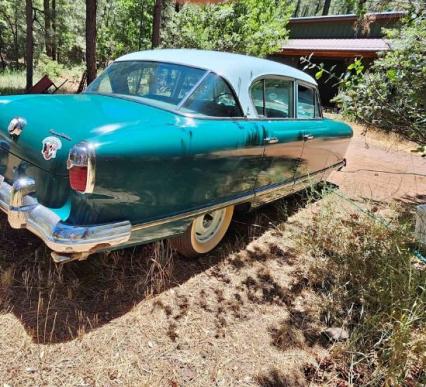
282 38 391 52
289 11 406 24
116 49 316 116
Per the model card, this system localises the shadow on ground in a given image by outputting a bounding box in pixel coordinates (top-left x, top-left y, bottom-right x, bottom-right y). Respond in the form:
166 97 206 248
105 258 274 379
0 190 315 344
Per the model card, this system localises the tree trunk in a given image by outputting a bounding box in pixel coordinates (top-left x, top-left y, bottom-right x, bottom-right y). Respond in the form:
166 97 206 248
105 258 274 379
86 0 97 84
0 33 6 70
51 0 57 60
151 0 162 48
322 0 331 15
138 1 144 50
314 0 322 15
25 0 33 92
44 0 52 57
293 0 301 17
13 4 19 68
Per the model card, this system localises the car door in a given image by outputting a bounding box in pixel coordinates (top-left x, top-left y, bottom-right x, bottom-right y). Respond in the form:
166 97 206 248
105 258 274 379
249 78 304 193
170 72 265 212
295 82 331 179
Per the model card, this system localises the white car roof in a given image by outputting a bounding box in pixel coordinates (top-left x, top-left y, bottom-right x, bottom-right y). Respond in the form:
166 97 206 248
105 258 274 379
116 49 317 117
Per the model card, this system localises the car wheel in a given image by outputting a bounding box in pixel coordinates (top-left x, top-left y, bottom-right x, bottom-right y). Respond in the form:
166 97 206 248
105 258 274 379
172 205 234 258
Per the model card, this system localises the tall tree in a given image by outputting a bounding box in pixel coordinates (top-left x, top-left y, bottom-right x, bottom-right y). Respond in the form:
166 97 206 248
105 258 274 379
151 0 162 48
86 0 97 84
25 0 33 91
293 0 301 16
322 0 331 15
51 0 57 60
44 0 52 57
314 0 322 15
138 1 145 51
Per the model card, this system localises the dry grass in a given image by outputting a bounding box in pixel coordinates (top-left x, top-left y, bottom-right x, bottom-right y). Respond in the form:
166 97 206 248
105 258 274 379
0 191 324 385
0 186 424 385
297 190 426 385
0 67 82 95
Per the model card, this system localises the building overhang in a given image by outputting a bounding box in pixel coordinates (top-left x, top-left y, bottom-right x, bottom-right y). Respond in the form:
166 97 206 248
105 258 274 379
278 38 391 59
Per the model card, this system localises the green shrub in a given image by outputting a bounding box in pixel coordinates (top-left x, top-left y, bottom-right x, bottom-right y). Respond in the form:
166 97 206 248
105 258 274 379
335 17 426 145
37 54 65 79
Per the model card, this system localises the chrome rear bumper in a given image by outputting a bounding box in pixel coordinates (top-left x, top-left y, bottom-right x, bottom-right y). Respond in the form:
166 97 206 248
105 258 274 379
0 175 131 262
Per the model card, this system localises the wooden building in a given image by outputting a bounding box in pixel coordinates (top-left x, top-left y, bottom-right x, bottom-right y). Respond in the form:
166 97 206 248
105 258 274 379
271 12 405 106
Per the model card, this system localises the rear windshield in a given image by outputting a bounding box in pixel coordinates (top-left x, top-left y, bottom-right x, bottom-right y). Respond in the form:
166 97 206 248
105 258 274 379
86 61 207 110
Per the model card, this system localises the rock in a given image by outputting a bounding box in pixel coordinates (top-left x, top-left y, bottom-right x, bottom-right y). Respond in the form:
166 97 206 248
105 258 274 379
323 327 349 341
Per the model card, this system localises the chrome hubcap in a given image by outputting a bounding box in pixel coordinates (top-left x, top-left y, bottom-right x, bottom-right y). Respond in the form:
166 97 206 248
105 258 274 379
194 208 226 243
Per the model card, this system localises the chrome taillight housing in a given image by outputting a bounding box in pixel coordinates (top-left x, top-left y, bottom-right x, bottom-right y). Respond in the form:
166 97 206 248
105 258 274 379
67 142 96 193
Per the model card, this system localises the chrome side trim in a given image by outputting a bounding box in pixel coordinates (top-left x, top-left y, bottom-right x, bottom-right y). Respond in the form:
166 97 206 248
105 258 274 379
131 160 346 231
131 192 255 232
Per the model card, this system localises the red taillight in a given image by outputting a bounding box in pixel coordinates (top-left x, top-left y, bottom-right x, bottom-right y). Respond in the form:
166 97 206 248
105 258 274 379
69 166 88 192
67 141 96 194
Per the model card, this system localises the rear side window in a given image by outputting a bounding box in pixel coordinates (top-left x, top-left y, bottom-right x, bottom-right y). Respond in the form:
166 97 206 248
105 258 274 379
251 78 293 118
297 84 321 119
180 73 243 117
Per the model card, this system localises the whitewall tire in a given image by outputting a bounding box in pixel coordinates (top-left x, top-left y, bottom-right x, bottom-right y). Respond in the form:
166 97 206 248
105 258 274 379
171 205 234 258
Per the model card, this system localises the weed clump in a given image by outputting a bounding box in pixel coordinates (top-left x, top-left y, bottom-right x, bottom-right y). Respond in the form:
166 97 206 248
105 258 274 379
298 195 426 385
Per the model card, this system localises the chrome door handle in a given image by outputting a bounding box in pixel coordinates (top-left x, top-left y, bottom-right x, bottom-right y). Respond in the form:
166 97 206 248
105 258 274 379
264 137 279 144
303 134 314 141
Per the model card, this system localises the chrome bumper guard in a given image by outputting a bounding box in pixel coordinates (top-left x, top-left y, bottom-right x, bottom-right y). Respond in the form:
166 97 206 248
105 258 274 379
0 175 131 262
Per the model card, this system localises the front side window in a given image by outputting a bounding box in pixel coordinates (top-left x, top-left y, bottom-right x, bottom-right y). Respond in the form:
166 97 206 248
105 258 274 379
86 61 206 109
180 73 243 117
297 84 321 119
251 78 293 118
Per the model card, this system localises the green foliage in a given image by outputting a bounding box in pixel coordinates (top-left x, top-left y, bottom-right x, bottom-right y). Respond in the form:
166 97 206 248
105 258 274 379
161 0 293 57
97 0 154 66
37 54 65 78
335 17 426 145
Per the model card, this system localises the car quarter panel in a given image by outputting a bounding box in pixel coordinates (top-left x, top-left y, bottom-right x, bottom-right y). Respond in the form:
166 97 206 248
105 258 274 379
67 116 265 225
298 118 353 179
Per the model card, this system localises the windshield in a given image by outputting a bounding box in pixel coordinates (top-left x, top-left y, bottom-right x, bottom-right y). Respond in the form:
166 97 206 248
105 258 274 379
86 61 207 109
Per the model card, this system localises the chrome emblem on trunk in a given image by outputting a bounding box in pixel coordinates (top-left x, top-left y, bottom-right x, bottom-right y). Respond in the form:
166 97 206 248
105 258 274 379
8 117 26 137
41 136 62 161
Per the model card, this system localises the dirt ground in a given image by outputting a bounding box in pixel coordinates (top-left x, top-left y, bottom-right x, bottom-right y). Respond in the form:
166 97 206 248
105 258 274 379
329 120 426 204
0 120 424 386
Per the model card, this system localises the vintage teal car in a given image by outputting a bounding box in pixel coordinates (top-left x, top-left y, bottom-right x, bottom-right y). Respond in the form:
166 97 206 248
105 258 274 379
0 49 352 263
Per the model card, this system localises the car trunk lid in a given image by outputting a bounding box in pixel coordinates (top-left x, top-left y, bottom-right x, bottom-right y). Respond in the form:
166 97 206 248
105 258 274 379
0 93 175 176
